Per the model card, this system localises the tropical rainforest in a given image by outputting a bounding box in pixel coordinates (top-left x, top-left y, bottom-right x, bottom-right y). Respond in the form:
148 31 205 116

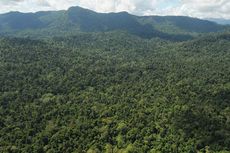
0 6 230 153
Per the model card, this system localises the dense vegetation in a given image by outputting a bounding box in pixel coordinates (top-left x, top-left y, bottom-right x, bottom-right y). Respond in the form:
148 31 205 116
0 6 227 40
0 32 230 152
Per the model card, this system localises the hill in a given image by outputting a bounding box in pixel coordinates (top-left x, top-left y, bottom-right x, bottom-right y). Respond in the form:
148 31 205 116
206 18 230 25
0 6 226 41
1 5 230 153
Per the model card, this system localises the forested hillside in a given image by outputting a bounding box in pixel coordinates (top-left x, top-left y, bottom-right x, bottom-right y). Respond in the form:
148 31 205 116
0 32 230 152
0 6 227 40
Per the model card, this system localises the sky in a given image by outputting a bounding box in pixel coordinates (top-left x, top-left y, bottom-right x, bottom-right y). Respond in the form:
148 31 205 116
0 0 230 19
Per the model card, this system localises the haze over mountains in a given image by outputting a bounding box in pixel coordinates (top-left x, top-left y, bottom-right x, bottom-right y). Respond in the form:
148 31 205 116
0 6 228 41
206 18 230 25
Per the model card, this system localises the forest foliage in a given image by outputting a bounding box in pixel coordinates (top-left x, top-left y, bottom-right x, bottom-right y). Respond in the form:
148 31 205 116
0 32 230 152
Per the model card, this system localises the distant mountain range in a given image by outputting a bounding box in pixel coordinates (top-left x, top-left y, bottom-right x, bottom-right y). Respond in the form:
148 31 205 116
0 6 228 41
206 18 230 25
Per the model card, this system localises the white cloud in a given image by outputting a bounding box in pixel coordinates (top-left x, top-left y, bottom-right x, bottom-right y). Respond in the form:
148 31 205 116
0 0 230 19
0 0 51 13
160 0 230 19
40 0 163 14
0 0 165 14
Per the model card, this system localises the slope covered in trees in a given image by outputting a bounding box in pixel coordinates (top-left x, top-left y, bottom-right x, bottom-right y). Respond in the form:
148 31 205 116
0 32 230 152
0 6 227 41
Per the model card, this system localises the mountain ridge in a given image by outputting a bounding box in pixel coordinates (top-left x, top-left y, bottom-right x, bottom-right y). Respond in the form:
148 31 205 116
206 18 230 25
0 6 227 41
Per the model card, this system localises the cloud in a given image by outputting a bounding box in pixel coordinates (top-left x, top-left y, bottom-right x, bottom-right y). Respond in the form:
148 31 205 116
160 0 230 19
42 0 164 14
0 0 230 19
0 0 51 13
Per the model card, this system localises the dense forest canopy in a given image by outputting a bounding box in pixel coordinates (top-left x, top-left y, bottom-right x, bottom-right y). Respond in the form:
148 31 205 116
0 6 230 153
1 32 230 152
